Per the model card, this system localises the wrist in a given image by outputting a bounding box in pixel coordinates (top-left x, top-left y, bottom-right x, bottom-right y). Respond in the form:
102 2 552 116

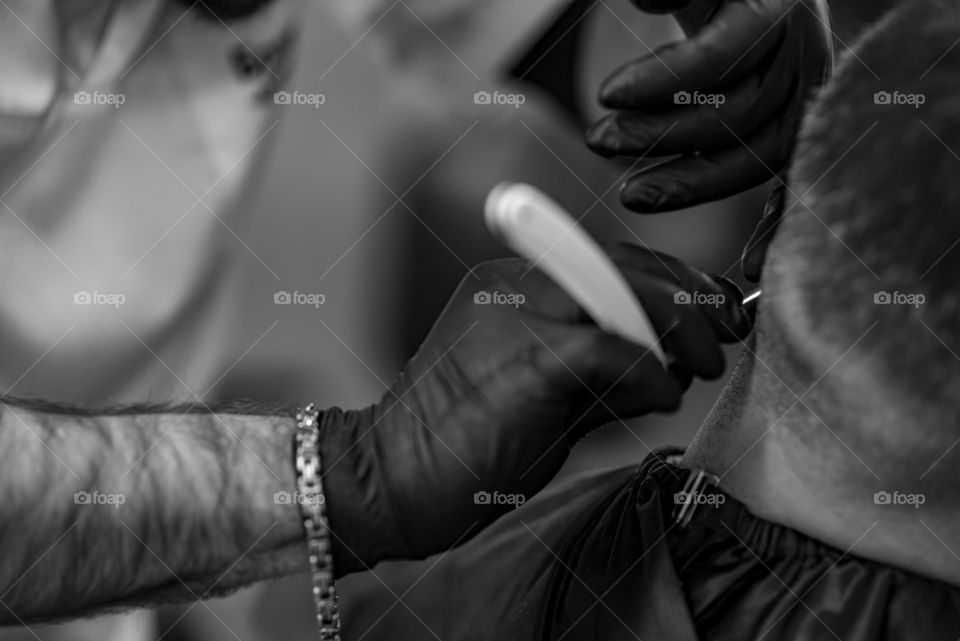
314 404 412 575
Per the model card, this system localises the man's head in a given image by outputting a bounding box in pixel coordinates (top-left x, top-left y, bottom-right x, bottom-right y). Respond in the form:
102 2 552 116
756 0 960 490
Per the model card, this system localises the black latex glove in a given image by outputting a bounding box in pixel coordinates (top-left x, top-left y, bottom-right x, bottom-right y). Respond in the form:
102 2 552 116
586 0 834 281
323 246 752 570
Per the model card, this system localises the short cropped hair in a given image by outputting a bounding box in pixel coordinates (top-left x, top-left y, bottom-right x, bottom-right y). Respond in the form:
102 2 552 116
767 0 960 450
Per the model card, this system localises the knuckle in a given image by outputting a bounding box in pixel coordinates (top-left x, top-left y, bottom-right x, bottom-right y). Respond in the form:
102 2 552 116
657 179 691 205
562 330 603 364
616 113 659 148
532 333 587 387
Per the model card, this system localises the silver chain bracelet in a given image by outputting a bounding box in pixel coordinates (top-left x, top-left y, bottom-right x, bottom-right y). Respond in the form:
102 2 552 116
294 404 341 641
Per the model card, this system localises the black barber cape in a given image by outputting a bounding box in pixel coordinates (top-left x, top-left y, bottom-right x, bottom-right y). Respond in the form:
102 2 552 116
341 448 960 640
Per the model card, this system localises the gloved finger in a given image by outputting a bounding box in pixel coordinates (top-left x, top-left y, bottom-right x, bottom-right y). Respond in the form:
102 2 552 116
587 48 795 158
535 323 685 407
742 174 788 282
599 0 787 110
601 242 753 340
602 241 716 289
600 241 699 285
606 269 728 378
629 0 700 14
619 113 788 212
670 0 729 35
708 274 752 340
668 361 694 391
482 245 722 324
571 376 685 440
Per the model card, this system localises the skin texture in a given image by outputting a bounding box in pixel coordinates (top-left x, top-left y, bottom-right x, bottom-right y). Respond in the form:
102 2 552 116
0 401 308 624
683 0 960 588
682 281 960 588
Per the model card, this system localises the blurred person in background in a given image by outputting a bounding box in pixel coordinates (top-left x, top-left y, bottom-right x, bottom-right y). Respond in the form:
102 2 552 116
2 3 304 638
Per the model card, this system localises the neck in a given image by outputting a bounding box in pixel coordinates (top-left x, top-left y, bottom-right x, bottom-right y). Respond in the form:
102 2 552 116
681 339 960 588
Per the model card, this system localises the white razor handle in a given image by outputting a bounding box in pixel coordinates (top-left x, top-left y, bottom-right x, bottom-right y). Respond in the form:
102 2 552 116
485 182 667 366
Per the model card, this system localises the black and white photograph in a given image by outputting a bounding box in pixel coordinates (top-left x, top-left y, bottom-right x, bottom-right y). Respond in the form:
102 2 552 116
0 0 957 639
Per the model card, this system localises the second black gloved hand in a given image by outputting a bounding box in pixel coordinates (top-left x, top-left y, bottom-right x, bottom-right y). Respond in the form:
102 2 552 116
586 0 834 281
354 245 751 561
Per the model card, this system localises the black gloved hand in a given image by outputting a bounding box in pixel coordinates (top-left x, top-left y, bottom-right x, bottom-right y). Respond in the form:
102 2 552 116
324 246 752 568
586 0 834 281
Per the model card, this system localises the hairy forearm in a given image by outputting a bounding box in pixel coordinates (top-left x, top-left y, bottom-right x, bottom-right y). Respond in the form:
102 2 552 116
0 399 312 624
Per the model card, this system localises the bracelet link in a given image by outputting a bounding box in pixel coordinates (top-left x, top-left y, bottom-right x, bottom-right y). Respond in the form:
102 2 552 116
295 403 341 641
